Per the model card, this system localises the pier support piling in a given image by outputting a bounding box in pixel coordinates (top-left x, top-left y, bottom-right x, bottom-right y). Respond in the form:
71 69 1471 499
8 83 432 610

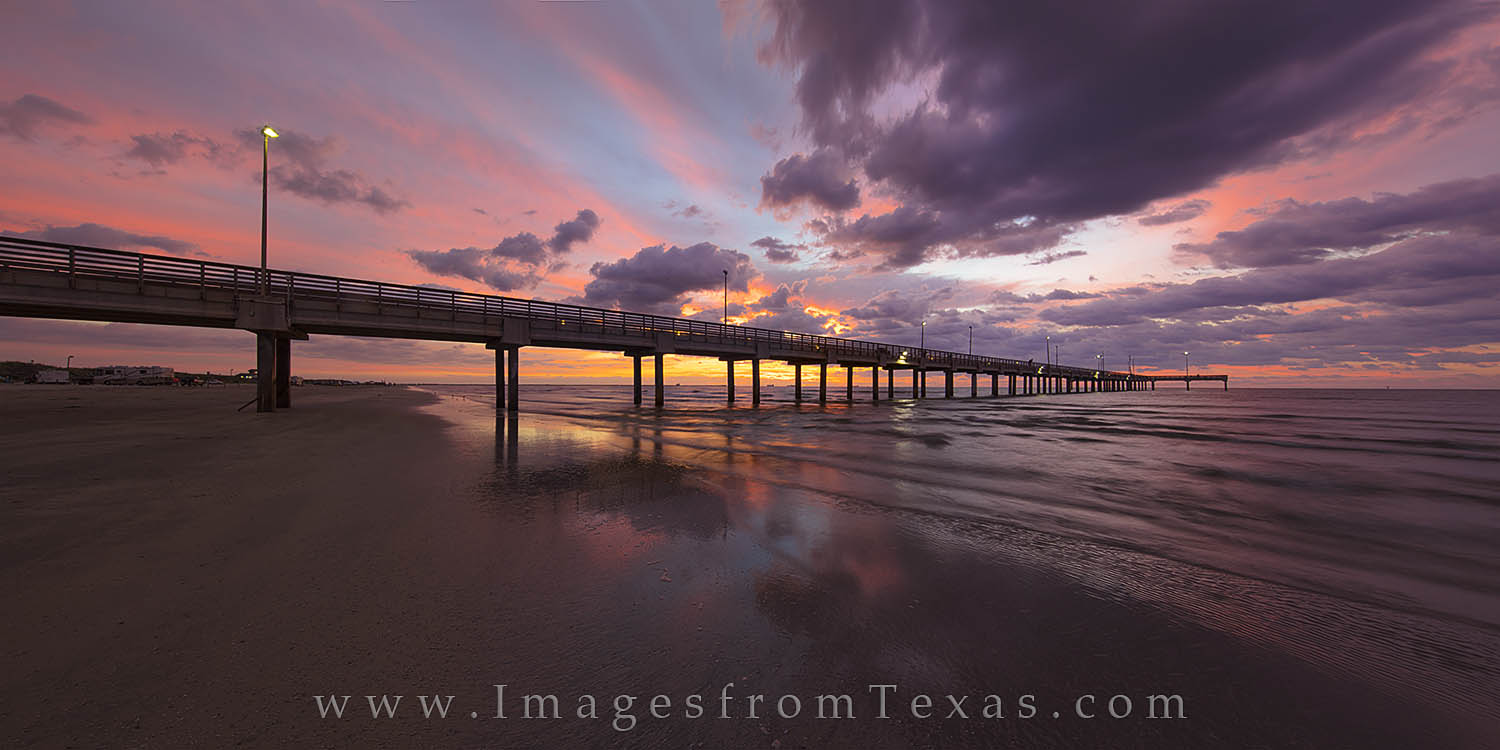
633 355 642 405
497 347 508 410
752 359 761 405
819 363 827 403
944 370 954 398
726 360 735 404
275 335 291 408
795 364 803 402
255 331 275 412
506 346 519 412
846 366 854 402
654 353 664 407
872 367 879 402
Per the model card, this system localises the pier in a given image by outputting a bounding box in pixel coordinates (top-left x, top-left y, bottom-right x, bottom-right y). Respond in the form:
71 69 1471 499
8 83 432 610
0 236 1228 411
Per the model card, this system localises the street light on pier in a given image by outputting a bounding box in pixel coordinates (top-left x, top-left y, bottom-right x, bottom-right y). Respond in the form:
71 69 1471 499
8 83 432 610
1045 335 1050 366
722 269 728 326
1184 351 1190 377
1096 352 1103 371
259 124 279 295
968 325 973 355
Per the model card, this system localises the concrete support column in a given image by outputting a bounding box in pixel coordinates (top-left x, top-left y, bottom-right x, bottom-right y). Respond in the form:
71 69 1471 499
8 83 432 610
255 331 275 412
845 366 854 402
497 347 508 410
654 353 664 407
1186 379 1191 390
872 367 880 402
1151 380 1156 391
795 364 803 402
887 368 894 399
818 363 827 403
913 369 920 398
944 370 953 398
970 373 977 398
507 346 520 412
921 370 928 398
1008 374 1016 396
752 359 761 405
991 373 999 397
726 360 735 404
275 336 291 408
632 355 642 405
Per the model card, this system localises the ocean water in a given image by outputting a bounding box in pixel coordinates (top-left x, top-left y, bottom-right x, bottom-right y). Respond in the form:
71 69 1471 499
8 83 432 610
419 384 1500 743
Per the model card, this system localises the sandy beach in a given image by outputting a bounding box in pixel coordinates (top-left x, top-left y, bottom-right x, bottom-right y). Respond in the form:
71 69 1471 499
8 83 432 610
1 385 1493 748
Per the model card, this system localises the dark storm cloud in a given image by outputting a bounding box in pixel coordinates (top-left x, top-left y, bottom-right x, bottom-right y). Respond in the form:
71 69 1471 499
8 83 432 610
759 149 860 212
1045 232 1500 327
408 209 601 292
751 236 803 263
580 242 756 314
817 207 1073 269
0 94 92 140
757 0 1493 268
235 128 410 215
1139 199 1212 227
1177 173 1500 268
12 222 198 256
548 209 601 254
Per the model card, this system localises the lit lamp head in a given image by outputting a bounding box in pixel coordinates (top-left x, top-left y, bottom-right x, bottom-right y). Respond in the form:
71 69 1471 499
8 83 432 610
261 125 279 139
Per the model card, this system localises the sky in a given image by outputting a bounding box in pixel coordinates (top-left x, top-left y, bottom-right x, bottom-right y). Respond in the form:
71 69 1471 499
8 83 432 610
2 0 1498 386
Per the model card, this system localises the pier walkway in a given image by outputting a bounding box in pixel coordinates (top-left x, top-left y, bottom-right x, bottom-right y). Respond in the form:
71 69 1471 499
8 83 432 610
0 236 1227 411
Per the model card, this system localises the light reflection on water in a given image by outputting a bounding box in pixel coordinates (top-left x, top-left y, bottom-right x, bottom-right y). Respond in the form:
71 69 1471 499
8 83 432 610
421 384 1500 747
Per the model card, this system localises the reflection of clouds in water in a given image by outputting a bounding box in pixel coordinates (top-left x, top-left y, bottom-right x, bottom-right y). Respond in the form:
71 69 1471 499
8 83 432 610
417 384 1496 747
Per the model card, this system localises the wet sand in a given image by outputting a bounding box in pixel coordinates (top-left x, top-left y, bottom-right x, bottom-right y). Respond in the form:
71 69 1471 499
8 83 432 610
0 385 1491 747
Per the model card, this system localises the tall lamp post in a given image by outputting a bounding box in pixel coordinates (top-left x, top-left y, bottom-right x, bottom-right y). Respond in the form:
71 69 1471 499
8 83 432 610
722 269 728 326
968 325 973 355
259 125 279 295
1096 353 1103 372
920 320 926 357
1183 351 1189 377
1045 335 1050 367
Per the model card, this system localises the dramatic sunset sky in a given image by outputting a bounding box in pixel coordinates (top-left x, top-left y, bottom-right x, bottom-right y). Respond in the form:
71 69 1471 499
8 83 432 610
3 0 1498 385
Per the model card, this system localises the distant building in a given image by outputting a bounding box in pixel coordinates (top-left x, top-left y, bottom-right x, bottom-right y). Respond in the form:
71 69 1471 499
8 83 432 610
33 369 70 384
95 365 175 385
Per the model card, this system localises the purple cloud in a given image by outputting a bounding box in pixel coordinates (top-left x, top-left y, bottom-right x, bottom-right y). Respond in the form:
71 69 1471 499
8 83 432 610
0 94 91 141
760 149 860 212
1177 174 1500 268
756 0 1493 268
408 209 601 292
580 242 756 314
548 209 601 254
1139 199 1212 227
12 222 198 256
751 236 803 263
235 128 410 215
